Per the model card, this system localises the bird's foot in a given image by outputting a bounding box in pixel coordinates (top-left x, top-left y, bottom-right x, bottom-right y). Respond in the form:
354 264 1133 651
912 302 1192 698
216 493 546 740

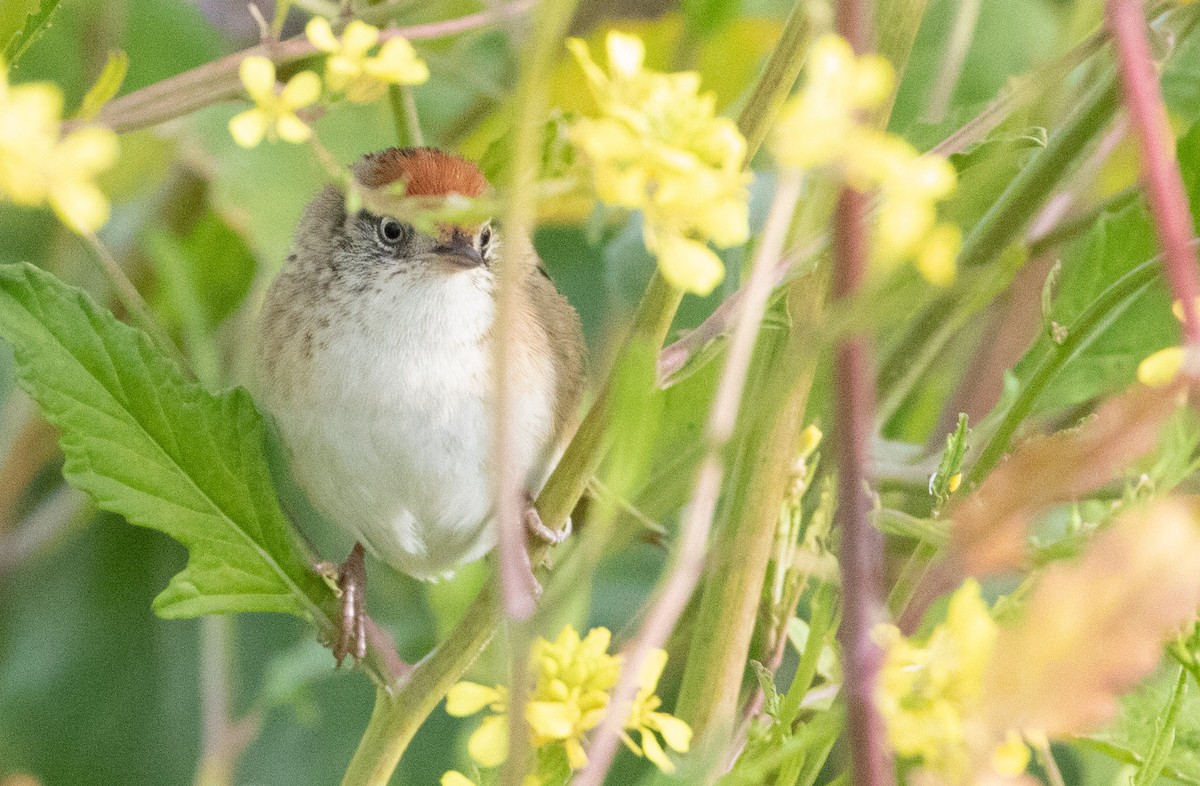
316 542 367 666
523 493 571 546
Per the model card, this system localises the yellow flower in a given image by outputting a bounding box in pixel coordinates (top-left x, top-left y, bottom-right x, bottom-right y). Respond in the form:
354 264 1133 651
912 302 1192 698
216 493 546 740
0 61 118 232
445 625 689 776
621 649 693 773
770 36 960 287
567 31 750 296
771 34 894 171
874 580 1027 782
228 57 321 147
1138 345 1186 387
306 18 428 103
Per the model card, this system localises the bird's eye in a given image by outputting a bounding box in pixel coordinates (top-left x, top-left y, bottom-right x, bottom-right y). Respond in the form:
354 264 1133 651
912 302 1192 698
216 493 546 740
377 217 406 245
478 224 492 252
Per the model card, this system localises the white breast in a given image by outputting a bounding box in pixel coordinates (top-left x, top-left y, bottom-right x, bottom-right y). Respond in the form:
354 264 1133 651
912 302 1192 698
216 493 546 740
264 270 557 581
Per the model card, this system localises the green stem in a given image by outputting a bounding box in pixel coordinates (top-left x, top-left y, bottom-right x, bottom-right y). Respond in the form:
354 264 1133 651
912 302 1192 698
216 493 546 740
876 68 1123 422
968 258 1160 483
1131 666 1189 786
735 0 814 161
340 589 497 786
959 70 1120 270
673 274 823 739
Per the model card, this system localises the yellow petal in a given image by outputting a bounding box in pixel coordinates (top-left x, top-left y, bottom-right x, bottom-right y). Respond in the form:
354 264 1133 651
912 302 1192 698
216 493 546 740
56 127 119 175
637 649 668 693
640 729 674 773
49 179 110 233
238 56 276 101
851 55 895 108
365 38 429 84
1138 346 1186 388
991 731 1031 776
652 713 692 753
914 223 961 287
274 113 312 143
605 31 645 77
1171 296 1200 323
305 17 340 52
341 20 381 57
526 701 577 740
565 737 588 770
441 771 477 786
467 715 509 768
655 234 724 296
445 682 501 716
281 71 322 108
229 108 269 147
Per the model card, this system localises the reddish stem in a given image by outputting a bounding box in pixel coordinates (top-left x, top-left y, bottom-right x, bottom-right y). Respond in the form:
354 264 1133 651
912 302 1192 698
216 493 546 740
1108 0 1200 347
832 188 893 786
833 1 893 781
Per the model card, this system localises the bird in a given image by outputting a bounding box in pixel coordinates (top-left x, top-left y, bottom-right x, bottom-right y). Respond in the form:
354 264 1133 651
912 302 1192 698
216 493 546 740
254 147 586 661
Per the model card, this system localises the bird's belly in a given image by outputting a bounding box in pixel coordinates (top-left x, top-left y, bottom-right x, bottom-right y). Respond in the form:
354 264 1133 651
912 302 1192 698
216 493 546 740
273 339 556 580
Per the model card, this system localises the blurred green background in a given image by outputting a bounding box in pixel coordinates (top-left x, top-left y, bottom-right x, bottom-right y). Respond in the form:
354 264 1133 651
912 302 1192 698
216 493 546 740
0 0 1192 783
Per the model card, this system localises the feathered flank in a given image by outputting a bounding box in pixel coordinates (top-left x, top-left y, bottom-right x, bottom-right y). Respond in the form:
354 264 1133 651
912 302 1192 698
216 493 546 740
355 147 489 197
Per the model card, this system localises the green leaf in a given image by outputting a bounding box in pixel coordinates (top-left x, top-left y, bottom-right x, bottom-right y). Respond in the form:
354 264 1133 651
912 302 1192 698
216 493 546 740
2 0 59 66
1083 668 1200 783
73 49 128 121
0 262 334 622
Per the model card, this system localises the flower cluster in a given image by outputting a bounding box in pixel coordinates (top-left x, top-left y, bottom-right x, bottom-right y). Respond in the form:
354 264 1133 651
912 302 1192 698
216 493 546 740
567 31 750 297
443 625 691 785
230 18 428 148
0 61 118 233
873 580 1029 782
772 35 961 286
306 18 429 103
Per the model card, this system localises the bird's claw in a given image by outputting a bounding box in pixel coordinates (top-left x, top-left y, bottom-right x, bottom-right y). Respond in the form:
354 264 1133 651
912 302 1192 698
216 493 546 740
331 542 367 667
524 494 571 546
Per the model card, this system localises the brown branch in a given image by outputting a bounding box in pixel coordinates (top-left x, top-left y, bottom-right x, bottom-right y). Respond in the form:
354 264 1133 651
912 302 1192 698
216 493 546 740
1108 0 1200 348
92 0 537 134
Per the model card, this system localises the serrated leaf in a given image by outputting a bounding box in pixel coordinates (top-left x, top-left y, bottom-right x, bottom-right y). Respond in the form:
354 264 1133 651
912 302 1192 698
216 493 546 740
73 50 128 121
2 0 59 66
0 263 334 623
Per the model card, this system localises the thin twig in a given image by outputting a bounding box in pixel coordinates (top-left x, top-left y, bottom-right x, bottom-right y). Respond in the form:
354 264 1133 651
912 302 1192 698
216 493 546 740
922 0 981 123
92 0 537 134
575 172 804 786
1108 0 1200 348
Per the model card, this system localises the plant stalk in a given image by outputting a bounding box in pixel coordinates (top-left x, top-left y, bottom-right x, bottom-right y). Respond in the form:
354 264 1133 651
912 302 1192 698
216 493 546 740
833 0 893 779
1108 0 1200 348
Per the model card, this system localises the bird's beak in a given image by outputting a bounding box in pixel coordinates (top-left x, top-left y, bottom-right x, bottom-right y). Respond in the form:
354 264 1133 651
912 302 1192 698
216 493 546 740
432 236 485 269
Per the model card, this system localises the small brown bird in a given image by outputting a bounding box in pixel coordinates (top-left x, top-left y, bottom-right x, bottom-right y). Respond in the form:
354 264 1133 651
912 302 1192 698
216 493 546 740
255 147 586 658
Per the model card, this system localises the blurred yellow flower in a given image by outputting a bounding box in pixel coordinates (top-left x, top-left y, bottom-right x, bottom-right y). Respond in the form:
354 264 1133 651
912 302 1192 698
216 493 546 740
306 18 428 103
0 61 118 233
567 31 750 296
445 625 690 777
1138 345 1186 387
772 34 894 172
771 35 961 287
874 579 1028 782
228 57 321 147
